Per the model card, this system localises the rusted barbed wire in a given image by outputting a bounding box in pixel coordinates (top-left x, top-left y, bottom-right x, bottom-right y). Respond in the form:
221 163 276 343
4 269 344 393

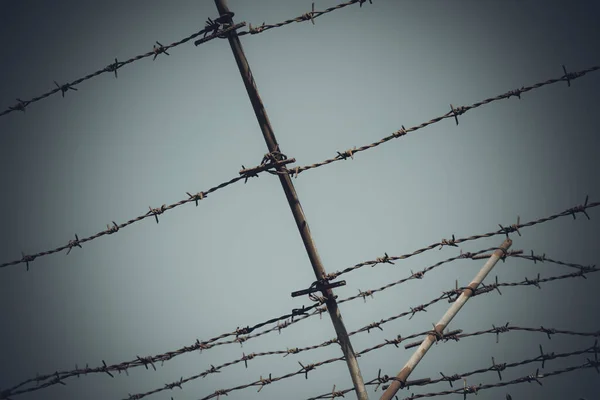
416 344 597 387
248 248 594 354
307 341 599 399
4 241 593 399
0 21 244 118
324 195 598 280
398 360 600 399
120 266 599 400
452 324 600 345
282 64 600 176
343 265 599 343
0 292 320 398
238 0 372 36
339 247 524 305
1 0 374 117
0 155 292 271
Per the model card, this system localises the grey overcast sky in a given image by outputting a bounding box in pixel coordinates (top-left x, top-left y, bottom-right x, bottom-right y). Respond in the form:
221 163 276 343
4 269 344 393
1 1 599 399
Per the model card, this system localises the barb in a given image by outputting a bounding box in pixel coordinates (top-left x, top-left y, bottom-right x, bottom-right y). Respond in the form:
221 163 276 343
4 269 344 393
238 0 373 36
287 65 600 175
0 20 244 118
325 195 598 280
1 156 295 271
307 342 599 399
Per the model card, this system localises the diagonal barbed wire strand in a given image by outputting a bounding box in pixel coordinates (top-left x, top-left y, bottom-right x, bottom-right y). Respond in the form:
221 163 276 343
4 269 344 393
0 157 295 271
399 360 600 399
2 195 594 397
307 342 600 399
0 22 244 118
237 0 372 36
283 64 600 177
0 247 494 398
323 194 598 280
181 271 600 400
1 0 373 118
120 266 599 400
3 250 595 399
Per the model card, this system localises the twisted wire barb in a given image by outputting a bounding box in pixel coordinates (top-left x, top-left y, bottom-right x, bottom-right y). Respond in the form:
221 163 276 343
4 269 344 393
238 0 372 36
0 21 244 118
121 265 599 400
1 156 292 271
325 195 598 280
285 64 600 176
307 342 600 399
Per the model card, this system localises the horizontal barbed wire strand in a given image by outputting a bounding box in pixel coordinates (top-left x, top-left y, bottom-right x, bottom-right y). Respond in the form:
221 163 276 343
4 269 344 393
400 360 599 400
283 64 600 177
0 22 244 118
1 0 374 117
324 194 597 280
121 266 599 400
2 197 594 396
237 0 372 36
307 341 600 399
0 157 293 271
3 249 594 399
185 268 600 400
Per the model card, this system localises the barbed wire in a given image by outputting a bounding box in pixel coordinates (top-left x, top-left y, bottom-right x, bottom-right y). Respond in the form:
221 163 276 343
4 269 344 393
2 219 594 398
1 0 375 118
323 195 597 280
120 265 599 400
0 20 244 118
282 64 600 177
237 246 595 357
237 0 372 36
0 155 294 271
3 249 594 399
169 278 600 400
307 341 600 399
398 360 599 399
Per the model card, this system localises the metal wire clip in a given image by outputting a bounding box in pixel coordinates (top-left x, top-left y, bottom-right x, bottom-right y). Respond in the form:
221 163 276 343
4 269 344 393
291 278 346 297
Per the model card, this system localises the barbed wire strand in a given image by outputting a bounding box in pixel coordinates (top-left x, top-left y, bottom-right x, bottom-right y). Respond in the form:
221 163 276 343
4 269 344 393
324 194 597 280
1 0 374 117
378 239 513 400
191 324 596 400
4 246 588 398
0 22 245 118
0 156 295 271
399 360 599 400
2 228 593 398
237 0 373 36
307 341 600 399
119 265 599 400
284 64 599 176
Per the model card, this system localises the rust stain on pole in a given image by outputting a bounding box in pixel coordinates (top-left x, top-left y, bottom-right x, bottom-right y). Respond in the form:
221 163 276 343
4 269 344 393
212 1 368 399
380 238 512 400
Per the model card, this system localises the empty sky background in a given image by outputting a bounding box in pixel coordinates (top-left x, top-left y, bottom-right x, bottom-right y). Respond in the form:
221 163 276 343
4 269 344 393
1 1 599 399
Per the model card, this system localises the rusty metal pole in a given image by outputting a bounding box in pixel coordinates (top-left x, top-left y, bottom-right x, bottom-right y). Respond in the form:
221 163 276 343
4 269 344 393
212 1 369 399
380 238 513 400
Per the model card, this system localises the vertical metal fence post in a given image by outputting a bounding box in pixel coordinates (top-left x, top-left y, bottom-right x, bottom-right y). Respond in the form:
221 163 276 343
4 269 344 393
212 1 369 398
